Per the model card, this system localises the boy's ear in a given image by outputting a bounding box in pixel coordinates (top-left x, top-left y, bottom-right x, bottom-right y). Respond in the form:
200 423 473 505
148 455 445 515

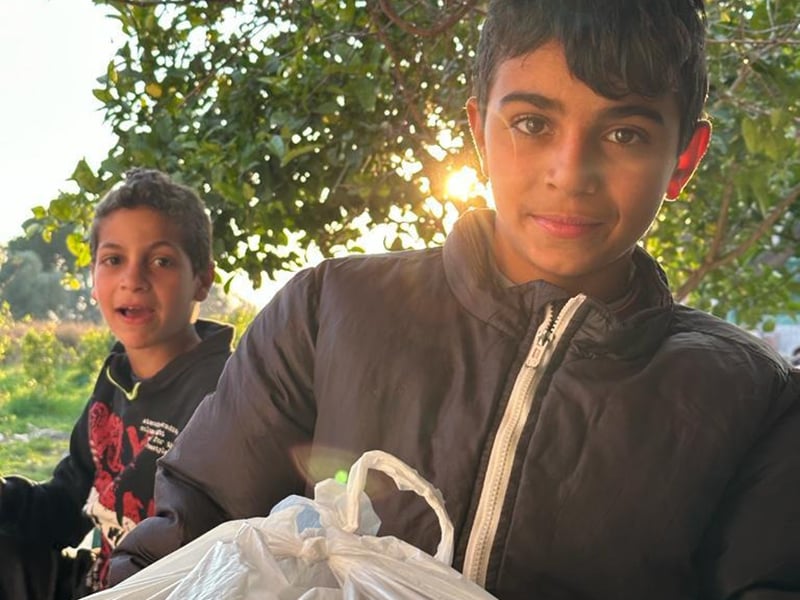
90 263 97 302
194 261 215 302
466 97 487 177
666 120 711 200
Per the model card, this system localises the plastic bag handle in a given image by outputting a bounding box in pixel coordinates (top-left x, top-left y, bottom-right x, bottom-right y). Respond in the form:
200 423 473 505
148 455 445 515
342 450 455 565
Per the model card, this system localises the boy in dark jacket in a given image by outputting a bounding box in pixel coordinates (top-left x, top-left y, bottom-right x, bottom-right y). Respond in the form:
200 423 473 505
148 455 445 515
110 2 800 599
0 169 234 598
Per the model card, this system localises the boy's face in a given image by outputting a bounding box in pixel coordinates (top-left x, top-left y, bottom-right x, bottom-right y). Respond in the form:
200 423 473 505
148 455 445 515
467 41 709 300
91 206 213 377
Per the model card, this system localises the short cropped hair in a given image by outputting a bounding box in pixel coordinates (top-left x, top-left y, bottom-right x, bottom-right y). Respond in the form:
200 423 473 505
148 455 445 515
89 168 213 275
473 0 708 152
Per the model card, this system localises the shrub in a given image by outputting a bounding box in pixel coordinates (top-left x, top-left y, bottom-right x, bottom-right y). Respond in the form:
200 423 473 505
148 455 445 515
20 325 67 389
75 327 115 378
54 321 91 350
0 301 15 363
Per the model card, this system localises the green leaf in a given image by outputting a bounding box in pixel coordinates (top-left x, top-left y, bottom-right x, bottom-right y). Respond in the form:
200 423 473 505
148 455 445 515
740 117 759 154
65 233 85 258
70 160 98 192
107 61 119 85
351 79 377 113
770 108 787 129
267 135 285 159
280 144 319 167
92 88 114 103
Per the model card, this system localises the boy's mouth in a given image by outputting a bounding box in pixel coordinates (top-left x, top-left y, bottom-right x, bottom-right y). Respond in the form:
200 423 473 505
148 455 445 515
117 306 154 318
531 214 603 238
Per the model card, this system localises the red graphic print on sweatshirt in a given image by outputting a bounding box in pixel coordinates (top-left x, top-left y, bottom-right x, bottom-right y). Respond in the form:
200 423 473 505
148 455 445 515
87 403 151 535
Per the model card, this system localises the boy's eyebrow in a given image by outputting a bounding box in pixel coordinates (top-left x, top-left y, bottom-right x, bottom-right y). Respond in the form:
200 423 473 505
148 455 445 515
601 105 665 125
96 241 123 251
97 240 180 252
500 92 561 111
499 92 665 125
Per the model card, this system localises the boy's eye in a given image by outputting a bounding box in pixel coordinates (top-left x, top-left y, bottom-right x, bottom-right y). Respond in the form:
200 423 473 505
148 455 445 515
153 257 173 268
605 128 644 145
99 255 121 266
511 115 550 136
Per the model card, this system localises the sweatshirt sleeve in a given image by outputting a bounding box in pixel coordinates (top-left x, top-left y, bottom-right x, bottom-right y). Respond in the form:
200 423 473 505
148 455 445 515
699 369 800 598
109 267 319 584
0 402 95 549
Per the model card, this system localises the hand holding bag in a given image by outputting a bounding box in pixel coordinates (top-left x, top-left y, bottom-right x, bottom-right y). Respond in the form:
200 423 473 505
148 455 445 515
85 450 497 599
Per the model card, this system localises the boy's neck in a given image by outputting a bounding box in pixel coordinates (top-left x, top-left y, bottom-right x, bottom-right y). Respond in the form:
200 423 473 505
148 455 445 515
492 235 636 303
127 325 202 379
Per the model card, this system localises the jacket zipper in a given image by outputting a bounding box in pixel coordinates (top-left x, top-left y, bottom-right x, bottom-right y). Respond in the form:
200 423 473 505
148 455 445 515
463 294 586 587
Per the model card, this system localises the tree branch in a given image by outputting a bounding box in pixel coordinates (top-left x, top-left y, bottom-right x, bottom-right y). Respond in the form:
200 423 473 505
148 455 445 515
674 182 800 301
367 3 427 132
707 167 736 261
377 0 480 38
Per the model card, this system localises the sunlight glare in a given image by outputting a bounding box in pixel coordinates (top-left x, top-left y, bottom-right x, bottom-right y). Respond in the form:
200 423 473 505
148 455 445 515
446 166 480 200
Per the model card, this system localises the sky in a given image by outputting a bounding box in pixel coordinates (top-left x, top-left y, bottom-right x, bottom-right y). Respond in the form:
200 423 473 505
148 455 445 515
0 0 120 245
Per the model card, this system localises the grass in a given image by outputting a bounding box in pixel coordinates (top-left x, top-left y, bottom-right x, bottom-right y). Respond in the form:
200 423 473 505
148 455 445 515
0 365 92 482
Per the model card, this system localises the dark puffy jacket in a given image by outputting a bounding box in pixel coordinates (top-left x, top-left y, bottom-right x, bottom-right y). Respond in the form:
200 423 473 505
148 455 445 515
111 210 800 599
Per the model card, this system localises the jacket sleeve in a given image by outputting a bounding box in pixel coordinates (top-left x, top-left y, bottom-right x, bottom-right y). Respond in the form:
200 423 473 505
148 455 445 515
109 267 319 585
699 369 800 598
0 402 95 549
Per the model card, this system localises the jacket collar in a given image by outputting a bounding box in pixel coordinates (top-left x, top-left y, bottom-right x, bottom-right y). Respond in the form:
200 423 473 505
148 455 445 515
573 250 675 359
443 209 572 337
443 208 674 356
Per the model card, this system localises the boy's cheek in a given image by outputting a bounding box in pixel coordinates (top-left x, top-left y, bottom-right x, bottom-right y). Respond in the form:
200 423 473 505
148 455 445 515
486 153 531 186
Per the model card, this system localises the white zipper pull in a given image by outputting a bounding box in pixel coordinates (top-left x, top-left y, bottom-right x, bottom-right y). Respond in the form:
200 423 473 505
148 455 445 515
526 330 550 368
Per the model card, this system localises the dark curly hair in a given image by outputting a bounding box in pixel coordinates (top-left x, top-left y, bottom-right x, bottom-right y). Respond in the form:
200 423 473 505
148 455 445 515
472 0 708 153
89 168 212 275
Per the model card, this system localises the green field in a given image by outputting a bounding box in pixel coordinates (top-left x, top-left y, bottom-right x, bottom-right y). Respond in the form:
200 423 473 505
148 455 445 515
0 318 112 482
0 365 94 481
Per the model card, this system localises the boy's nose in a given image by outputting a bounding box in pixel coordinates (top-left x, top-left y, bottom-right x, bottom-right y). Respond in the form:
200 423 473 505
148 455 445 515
545 135 601 196
121 264 150 291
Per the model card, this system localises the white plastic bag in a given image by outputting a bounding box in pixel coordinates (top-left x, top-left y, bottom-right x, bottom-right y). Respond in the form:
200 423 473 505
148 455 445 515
85 450 497 599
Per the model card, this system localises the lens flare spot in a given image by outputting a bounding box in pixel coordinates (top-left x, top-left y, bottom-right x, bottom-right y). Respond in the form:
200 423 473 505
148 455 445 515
445 166 479 200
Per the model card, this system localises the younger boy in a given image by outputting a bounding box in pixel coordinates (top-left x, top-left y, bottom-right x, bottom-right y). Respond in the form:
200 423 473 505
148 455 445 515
0 168 234 598
111 2 800 598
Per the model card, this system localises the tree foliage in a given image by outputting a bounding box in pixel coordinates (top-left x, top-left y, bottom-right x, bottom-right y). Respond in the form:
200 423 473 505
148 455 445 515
0 251 81 321
647 0 800 326
0 223 98 321
30 0 800 327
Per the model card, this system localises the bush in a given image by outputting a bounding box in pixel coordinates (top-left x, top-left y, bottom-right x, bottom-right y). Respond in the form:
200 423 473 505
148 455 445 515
20 325 68 389
54 321 92 350
0 301 15 363
75 327 115 379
